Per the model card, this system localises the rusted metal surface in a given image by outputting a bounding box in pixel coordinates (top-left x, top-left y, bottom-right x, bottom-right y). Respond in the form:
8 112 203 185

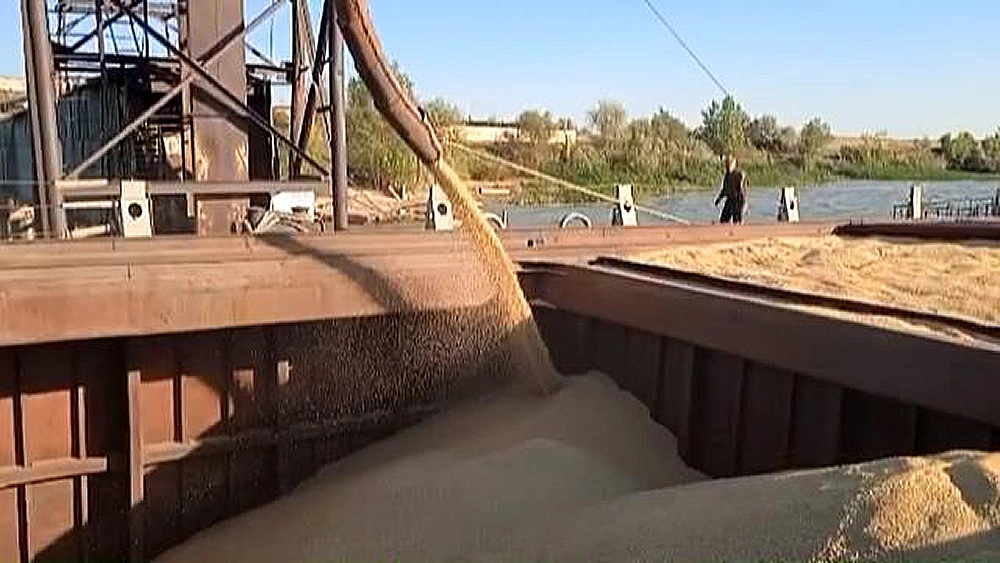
0 224 846 347
0 234 496 347
503 222 837 261
184 0 249 181
196 196 249 236
524 262 1000 427
531 301 999 478
0 223 997 561
0 302 509 561
834 220 1000 240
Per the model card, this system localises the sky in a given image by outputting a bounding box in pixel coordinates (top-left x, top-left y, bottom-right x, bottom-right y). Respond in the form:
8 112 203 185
4 0 1000 137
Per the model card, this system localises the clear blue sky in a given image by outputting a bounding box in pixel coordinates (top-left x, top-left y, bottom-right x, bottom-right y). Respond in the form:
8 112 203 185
5 1 1000 137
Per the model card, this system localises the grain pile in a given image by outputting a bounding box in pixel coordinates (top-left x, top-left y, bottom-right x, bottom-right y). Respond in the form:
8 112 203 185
158 371 1000 562
516 452 1000 562
634 236 1000 324
156 373 705 562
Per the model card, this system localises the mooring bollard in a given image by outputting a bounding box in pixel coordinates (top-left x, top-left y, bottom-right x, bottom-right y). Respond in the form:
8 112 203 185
777 187 800 223
611 184 638 227
425 184 454 231
559 211 593 229
908 184 924 220
119 180 153 238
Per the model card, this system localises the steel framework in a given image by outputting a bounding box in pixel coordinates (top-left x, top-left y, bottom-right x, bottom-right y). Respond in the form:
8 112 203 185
16 0 350 237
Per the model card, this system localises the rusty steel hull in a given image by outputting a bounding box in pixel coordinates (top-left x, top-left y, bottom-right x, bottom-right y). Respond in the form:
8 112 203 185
0 222 998 561
0 223 837 347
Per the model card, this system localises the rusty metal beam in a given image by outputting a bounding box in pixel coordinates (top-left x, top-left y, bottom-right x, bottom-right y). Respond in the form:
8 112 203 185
115 2 330 176
329 1 349 230
23 0 68 236
523 262 1000 427
0 236 496 347
21 3 50 236
67 0 289 180
0 457 109 490
126 367 144 563
834 221 1000 241
291 0 330 177
289 0 302 151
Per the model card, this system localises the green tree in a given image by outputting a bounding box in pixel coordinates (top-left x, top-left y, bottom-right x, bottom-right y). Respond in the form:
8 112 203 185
423 98 464 141
778 126 799 154
942 131 979 169
799 117 833 164
649 108 689 142
982 129 1000 171
698 96 750 157
504 109 558 167
345 70 420 191
588 100 628 141
517 110 556 145
749 115 782 153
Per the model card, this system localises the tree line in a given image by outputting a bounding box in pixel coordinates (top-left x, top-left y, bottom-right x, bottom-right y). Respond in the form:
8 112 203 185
278 67 998 201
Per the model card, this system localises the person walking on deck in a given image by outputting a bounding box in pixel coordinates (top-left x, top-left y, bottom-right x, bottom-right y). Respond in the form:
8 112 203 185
715 156 747 224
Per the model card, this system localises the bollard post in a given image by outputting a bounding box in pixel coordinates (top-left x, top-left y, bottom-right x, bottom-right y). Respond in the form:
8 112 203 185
120 181 153 238
611 184 638 226
909 184 924 220
777 187 800 223
425 184 454 231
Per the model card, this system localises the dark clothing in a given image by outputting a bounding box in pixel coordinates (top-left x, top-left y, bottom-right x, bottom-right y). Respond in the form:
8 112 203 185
720 197 743 223
717 169 746 224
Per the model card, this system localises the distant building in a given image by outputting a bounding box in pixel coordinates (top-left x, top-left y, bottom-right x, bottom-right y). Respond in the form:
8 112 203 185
452 120 577 146
0 76 27 116
0 76 26 96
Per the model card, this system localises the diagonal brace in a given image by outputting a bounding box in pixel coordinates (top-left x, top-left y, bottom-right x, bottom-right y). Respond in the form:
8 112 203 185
117 1 330 176
66 0 288 179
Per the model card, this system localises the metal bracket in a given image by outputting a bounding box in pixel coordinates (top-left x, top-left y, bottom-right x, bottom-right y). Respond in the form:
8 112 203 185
611 184 638 226
777 187 800 223
120 180 153 238
909 184 924 220
425 185 454 231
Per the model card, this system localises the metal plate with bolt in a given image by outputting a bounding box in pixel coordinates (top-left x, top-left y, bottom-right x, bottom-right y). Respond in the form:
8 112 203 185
777 187 800 223
612 184 638 227
909 184 924 220
120 180 153 238
426 185 454 231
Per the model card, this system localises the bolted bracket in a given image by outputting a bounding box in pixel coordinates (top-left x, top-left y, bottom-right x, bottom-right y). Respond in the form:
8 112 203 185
120 180 153 238
611 184 638 227
425 184 454 231
909 184 924 220
777 187 800 223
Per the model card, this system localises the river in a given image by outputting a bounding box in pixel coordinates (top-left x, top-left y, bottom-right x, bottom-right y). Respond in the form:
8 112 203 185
488 180 1000 227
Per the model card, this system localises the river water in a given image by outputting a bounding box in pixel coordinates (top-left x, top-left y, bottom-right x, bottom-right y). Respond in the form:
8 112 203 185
489 180 1000 227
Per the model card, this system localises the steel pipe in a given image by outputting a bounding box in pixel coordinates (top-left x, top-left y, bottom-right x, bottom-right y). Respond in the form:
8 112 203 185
330 2 349 230
291 0 330 176
23 0 68 236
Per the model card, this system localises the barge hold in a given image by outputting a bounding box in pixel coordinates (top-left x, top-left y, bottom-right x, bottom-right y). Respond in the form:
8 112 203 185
0 223 997 561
